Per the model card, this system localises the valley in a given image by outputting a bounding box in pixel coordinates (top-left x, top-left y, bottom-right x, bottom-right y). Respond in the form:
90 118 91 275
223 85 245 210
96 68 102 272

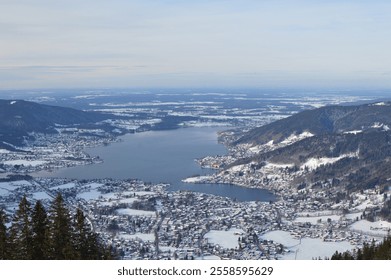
1 89 391 260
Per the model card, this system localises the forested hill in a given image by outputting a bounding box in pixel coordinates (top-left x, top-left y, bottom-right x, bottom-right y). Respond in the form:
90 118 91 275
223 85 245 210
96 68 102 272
227 101 391 203
0 99 115 146
236 102 391 145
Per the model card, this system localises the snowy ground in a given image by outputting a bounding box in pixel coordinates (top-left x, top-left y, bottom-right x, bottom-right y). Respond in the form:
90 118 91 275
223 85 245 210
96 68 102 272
349 220 391 237
0 188 10 196
3 160 47 167
195 254 221 260
118 197 138 204
134 191 156 196
0 181 34 196
182 176 211 183
77 190 102 200
0 180 33 196
345 212 363 221
261 230 355 260
280 131 314 145
100 192 119 199
31 191 52 200
82 183 103 189
77 189 102 200
0 180 31 189
204 228 244 249
264 163 294 170
49 182 76 190
116 208 156 217
294 215 341 224
301 152 358 171
117 233 155 242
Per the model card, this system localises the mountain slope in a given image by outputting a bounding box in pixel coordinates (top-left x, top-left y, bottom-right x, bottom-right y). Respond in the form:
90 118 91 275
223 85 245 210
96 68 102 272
0 99 114 146
227 101 391 194
235 102 391 145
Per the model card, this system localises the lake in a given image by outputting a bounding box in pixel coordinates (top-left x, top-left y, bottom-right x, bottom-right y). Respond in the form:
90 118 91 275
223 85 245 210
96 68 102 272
39 127 276 202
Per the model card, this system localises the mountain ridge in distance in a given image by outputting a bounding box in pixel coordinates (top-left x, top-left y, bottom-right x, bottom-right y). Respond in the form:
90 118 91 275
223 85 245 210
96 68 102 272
235 102 391 145
0 99 116 147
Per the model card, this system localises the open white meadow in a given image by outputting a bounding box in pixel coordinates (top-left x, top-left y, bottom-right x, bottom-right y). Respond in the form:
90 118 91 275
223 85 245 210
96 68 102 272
49 182 76 190
261 230 355 260
349 220 391 237
117 233 155 242
204 228 244 249
116 208 155 217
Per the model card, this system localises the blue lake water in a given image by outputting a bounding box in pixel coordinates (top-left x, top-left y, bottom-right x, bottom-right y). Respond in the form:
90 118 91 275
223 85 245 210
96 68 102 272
40 127 276 202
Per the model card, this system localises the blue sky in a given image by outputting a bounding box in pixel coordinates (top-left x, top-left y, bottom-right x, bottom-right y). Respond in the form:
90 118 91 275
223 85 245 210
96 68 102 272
1 0 391 89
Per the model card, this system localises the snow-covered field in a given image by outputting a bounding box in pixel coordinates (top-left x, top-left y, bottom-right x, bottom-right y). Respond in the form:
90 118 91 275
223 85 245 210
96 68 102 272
117 233 155 242
31 191 52 200
344 130 363 135
82 183 103 189
0 188 10 196
49 182 76 190
196 254 221 260
118 197 138 204
345 212 363 221
116 208 155 217
134 191 156 196
261 230 355 260
294 215 341 224
349 220 391 237
204 228 244 249
77 189 102 200
280 131 314 145
0 180 32 191
301 152 358 171
264 163 294 169
100 192 118 199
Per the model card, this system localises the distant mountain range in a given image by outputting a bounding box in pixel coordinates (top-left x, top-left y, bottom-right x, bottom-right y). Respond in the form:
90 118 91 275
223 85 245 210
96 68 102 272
0 99 115 147
233 101 391 192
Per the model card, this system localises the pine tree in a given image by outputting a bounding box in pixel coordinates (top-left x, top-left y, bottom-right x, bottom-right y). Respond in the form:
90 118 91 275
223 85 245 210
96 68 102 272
1 195 113 260
48 193 75 259
9 196 33 259
356 248 363 260
332 236 391 260
0 208 8 259
31 200 49 259
73 208 102 259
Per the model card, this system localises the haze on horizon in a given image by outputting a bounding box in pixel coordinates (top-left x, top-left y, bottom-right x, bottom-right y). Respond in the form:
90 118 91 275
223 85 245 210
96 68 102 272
1 0 391 90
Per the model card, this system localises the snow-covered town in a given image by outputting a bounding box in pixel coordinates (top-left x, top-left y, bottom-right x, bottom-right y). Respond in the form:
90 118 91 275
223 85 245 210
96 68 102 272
0 176 389 260
0 133 121 176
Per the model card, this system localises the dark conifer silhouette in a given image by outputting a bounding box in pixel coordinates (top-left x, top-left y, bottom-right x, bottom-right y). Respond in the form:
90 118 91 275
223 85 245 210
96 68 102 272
31 200 49 259
9 196 33 259
47 193 75 259
332 236 391 260
0 208 7 259
0 194 113 259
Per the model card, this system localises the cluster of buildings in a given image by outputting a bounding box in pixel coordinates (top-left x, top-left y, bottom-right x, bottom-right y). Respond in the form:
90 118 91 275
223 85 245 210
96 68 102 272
0 132 118 176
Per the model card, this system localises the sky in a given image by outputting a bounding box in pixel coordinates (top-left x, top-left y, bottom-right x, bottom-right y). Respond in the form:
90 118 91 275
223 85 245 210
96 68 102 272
1 0 391 90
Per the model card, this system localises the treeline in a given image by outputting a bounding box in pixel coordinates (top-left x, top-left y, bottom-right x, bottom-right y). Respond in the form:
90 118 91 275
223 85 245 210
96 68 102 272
379 198 391 221
331 236 391 260
0 194 113 260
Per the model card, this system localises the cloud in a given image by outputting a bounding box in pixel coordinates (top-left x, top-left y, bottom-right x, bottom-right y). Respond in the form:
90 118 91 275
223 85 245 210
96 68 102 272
1 0 391 89
0 65 129 73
